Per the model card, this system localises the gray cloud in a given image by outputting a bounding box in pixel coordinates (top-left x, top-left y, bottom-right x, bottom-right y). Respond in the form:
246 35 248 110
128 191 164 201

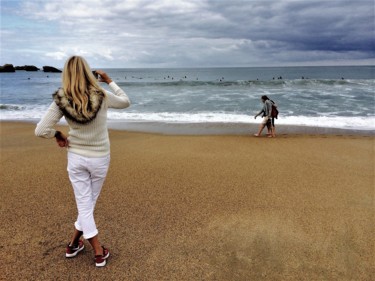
1 0 374 67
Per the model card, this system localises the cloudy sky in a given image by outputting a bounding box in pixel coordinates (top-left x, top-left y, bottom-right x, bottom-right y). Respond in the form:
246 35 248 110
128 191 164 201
1 0 374 68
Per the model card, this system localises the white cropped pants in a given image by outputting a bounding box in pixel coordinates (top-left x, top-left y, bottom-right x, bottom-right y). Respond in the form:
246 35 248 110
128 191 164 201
67 152 110 239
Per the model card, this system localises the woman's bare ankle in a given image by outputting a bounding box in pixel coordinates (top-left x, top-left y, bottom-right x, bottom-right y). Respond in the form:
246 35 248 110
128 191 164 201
88 235 104 256
95 247 104 256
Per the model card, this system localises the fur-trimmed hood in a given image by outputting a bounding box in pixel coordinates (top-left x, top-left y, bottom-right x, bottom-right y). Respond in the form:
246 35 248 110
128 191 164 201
52 88 105 124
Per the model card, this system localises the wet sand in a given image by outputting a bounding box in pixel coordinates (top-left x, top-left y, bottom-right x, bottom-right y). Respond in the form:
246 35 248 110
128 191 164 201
1 122 374 280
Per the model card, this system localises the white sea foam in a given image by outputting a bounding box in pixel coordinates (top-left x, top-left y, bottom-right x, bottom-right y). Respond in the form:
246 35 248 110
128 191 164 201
1 108 374 132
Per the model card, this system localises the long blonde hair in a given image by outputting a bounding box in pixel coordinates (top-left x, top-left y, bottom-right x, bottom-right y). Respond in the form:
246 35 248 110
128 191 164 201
62 56 104 119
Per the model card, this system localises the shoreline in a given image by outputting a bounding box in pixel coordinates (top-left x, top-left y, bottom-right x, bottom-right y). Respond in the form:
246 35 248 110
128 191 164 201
1 119 374 136
106 120 375 136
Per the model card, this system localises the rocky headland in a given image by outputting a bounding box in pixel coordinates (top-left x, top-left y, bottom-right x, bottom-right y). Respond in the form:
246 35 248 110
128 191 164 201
15 65 40 71
42 66 62 73
0 64 61 73
0 64 16 72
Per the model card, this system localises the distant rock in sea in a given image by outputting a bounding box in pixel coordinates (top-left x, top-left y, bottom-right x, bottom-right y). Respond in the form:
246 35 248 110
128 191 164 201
15 65 40 71
43 66 62 73
0 64 16 72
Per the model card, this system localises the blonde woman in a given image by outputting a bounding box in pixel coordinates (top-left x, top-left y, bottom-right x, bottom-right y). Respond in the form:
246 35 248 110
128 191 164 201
35 56 130 267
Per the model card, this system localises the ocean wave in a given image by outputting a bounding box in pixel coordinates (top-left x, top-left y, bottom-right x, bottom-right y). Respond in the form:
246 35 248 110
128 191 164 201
1 109 374 130
0 104 25 110
117 79 374 88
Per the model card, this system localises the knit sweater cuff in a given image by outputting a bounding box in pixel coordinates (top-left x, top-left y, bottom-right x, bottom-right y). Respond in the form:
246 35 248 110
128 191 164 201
108 81 121 93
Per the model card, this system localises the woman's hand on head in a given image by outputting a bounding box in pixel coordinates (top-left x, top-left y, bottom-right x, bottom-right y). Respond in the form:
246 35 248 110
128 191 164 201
95 70 113 84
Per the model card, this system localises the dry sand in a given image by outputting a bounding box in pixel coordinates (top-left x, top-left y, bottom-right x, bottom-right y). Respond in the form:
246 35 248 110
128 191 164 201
1 122 374 280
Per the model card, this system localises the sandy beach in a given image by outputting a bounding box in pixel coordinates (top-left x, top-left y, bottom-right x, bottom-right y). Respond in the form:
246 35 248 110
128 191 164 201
1 121 374 280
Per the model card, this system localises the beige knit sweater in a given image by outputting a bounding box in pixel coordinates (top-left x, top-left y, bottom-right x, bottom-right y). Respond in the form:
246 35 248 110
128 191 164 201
35 82 130 157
